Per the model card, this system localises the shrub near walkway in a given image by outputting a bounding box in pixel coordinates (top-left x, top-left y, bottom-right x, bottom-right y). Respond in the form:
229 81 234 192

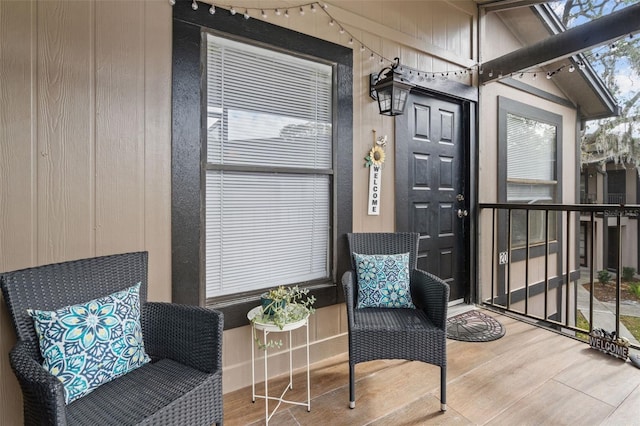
584 278 640 304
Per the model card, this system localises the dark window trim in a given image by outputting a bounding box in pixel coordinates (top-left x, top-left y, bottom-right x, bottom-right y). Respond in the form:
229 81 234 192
500 78 575 110
496 97 564 309
171 1 353 329
497 96 564 258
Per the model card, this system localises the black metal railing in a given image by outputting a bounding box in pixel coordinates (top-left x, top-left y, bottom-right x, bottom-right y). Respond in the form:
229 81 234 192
607 193 626 204
479 203 640 351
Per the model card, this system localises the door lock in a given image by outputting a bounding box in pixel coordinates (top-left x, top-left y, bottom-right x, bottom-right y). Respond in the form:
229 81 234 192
457 209 468 218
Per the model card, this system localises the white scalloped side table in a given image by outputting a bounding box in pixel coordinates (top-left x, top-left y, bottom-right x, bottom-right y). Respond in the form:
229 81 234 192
247 305 310 425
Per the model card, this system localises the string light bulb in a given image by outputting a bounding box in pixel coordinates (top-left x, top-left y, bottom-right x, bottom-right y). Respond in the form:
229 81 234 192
610 43 618 52
169 0 176 5
230 6 236 15
299 6 305 15
329 19 334 26
284 9 289 17
191 0 198 10
275 9 281 16
360 44 365 52
311 4 316 12
532 73 537 80
261 10 267 19
349 38 354 45
546 72 552 79
568 64 575 72
209 4 215 14
339 27 345 34
369 53 374 60
243 9 249 19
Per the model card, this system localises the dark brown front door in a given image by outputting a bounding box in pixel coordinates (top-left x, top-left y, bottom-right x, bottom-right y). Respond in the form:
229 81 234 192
396 92 468 301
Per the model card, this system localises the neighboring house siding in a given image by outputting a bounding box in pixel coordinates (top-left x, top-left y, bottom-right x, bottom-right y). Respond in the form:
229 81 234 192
581 164 640 273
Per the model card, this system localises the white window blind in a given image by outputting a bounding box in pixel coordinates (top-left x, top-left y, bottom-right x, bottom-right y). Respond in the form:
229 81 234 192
505 112 558 247
506 113 557 202
205 34 333 298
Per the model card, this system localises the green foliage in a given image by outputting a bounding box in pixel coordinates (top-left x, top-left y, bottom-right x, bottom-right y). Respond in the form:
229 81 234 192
251 285 316 349
575 310 590 342
552 0 640 171
630 282 640 298
620 315 640 342
598 269 612 286
622 266 636 281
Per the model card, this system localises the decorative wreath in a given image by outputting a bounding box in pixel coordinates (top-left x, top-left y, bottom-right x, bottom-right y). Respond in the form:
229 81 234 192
365 135 388 167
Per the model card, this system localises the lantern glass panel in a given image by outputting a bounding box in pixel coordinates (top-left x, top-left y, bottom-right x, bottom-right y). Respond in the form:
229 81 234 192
377 88 392 114
393 88 409 114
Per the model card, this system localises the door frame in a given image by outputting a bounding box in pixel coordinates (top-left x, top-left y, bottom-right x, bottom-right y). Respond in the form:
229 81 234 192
395 82 478 303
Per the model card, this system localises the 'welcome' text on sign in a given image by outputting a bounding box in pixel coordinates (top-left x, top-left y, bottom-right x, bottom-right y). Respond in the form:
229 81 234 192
368 165 381 215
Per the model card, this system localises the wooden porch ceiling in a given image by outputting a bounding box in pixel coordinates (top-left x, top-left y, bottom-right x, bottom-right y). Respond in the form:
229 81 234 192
480 2 640 85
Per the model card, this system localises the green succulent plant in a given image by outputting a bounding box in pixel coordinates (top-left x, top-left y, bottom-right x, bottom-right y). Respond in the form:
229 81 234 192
251 285 316 349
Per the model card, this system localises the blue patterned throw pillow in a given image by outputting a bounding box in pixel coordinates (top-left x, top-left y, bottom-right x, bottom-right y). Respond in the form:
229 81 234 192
28 283 150 404
354 252 414 308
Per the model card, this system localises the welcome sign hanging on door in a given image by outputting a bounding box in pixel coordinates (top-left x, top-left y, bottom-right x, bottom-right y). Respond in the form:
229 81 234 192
365 132 387 215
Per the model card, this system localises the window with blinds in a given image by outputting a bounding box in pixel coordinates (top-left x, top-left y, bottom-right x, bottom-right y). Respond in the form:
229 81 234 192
506 113 558 247
205 34 333 298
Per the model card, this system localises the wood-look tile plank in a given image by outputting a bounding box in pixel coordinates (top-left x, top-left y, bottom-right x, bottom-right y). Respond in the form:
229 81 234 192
287 360 441 425
553 347 640 407
601 381 640 425
369 394 474 426
223 311 640 426
447 332 583 424
486 379 614 426
223 354 390 426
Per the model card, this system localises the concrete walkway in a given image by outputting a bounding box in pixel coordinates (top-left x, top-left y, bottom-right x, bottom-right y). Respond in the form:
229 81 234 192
576 278 640 345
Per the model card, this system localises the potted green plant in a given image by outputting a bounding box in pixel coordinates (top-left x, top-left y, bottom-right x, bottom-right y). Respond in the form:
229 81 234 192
251 285 316 349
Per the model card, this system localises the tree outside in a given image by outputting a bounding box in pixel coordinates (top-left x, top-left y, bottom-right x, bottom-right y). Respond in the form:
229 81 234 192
550 0 640 171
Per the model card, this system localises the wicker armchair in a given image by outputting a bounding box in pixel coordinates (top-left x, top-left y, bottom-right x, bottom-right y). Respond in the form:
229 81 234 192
1 251 223 426
342 233 449 411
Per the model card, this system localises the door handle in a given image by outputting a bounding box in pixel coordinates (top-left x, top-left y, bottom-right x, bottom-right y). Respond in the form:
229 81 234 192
457 209 468 218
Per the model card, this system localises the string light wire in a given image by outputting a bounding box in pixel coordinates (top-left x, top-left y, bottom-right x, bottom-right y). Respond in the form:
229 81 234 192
172 0 637 83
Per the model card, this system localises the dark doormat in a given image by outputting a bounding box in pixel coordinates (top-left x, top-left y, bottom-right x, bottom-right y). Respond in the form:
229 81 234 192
446 310 505 342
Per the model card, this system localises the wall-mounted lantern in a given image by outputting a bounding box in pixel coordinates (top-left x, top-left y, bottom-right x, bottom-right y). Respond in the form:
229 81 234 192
369 57 412 116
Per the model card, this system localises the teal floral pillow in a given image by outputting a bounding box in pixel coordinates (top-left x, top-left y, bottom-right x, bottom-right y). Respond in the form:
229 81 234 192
28 283 150 404
354 252 414 308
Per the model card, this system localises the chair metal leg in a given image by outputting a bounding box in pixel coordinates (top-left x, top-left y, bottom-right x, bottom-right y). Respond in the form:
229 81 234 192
440 366 447 411
349 363 355 409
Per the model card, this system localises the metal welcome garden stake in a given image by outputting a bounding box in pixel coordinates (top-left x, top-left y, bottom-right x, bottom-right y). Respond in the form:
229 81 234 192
365 130 387 215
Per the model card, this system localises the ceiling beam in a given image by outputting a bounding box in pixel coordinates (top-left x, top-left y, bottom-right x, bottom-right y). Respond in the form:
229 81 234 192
479 2 640 84
479 0 547 14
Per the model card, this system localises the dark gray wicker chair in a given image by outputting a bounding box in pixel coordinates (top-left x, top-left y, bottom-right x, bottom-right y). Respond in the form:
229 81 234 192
342 233 449 411
1 251 224 426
